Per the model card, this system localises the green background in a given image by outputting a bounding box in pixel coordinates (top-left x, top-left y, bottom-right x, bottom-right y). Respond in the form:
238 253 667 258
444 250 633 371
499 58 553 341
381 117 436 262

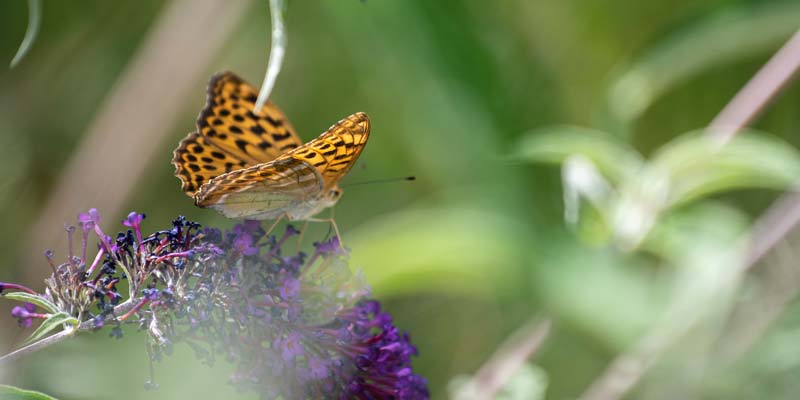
1 1 800 399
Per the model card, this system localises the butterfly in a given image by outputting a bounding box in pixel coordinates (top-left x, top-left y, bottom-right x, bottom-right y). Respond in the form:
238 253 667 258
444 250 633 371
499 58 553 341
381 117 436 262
172 71 369 231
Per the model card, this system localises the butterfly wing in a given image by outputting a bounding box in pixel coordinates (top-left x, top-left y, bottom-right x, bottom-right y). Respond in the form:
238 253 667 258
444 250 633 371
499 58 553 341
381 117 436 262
193 112 370 220
288 112 370 190
194 156 324 220
172 71 303 196
173 132 252 195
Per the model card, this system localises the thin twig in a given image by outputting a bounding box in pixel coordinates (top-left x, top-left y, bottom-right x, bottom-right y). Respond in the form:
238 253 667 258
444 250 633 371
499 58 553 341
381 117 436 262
743 191 800 270
254 0 288 113
0 329 73 364
9 0 41 68
708 29 800 144
0 299 135 365
454 319 552 400
579 29 800 400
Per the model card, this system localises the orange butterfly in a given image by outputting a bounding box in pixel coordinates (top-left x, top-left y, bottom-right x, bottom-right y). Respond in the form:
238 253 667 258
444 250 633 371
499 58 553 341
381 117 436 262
173 72 368 235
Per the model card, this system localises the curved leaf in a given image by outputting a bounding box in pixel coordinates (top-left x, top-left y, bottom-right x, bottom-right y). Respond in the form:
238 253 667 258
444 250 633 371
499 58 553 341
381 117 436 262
649 131 800 206
0 385 57 400
513 125 644 183
2 292 58 314
23 312 78 346
608 1 800 125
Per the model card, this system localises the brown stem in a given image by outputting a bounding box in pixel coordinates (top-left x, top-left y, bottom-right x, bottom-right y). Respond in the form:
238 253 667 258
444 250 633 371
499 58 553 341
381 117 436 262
709 30 800 143
455 319 552 400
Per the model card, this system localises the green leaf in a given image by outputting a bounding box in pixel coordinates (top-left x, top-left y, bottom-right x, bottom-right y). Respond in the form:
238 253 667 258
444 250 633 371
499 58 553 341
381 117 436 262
645 201 750 265
649 131 800 206
533 235 666 347
2 292 59 314
0 384 58 400
447 364 548 400
23 312 78 346
513 126 644 184
608 1 800 125
348 208 528 299
496 363 548 400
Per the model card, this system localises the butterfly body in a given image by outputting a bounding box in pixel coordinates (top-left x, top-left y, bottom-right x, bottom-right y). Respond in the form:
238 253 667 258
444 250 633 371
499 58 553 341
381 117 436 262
173 72 368 221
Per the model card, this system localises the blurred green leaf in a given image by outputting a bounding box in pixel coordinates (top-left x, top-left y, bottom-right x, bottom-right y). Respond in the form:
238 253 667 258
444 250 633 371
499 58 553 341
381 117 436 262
533 236 666 348
447 363 548 400
645 201 750 265
650 131 800 206
608 1 800 125
348 208 528 299
2 292 59 314
0 385 57 400
496 363 549 400
513 125 644 183
23 312 78 346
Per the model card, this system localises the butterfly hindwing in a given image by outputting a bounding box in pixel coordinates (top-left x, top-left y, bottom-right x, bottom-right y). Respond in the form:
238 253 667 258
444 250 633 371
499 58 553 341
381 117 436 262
195 156 323 219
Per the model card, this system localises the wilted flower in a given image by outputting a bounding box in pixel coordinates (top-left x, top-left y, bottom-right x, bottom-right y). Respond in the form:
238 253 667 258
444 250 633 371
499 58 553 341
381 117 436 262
1 210 428 399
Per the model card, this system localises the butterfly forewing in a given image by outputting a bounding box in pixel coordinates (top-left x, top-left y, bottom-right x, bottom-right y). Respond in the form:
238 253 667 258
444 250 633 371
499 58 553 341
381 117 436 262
173 131 248 195
172 72 303 195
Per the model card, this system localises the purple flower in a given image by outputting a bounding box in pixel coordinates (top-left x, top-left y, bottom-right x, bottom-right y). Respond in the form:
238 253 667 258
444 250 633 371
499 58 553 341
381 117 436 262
315 236 345 256
277 332 305 361
122 211 145 245
11 303 38 328
279 277 301 300
229 221 261 256
3 212 427 399
122 212 145 228
308 357 330 380
339 301 429 399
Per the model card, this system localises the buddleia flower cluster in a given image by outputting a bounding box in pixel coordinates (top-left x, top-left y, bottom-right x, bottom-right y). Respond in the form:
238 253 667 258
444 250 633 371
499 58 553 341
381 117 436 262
1 209 428 399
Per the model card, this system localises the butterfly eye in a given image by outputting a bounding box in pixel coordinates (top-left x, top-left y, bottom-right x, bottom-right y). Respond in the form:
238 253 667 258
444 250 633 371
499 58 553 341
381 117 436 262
329 188 342 201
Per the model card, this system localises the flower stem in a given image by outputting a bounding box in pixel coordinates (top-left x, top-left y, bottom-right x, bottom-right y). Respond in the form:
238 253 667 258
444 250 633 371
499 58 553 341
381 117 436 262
0 283 38 295
253 0 288 113
0 299 136 365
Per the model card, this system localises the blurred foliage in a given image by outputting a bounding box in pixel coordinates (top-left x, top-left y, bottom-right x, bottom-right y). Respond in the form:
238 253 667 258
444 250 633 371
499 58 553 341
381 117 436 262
0 384 56 400
1 0 800 399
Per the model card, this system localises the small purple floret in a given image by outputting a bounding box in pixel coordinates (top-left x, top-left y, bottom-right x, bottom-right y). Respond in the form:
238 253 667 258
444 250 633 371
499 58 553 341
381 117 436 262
11 302 37 328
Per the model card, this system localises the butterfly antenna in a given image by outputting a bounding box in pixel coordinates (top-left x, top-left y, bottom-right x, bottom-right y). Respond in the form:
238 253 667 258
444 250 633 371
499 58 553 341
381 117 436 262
343 176 416 187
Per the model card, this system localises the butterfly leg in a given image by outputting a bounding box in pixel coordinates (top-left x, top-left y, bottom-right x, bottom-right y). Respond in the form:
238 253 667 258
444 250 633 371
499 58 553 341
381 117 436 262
263 213 287 239
304 215 343 249
295 220 309 251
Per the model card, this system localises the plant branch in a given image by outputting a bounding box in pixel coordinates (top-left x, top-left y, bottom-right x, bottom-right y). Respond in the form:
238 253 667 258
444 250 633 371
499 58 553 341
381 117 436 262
709 29 800 144
0 299 136 365
254 0 288 113
9 0 41 68
454 319 552 400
